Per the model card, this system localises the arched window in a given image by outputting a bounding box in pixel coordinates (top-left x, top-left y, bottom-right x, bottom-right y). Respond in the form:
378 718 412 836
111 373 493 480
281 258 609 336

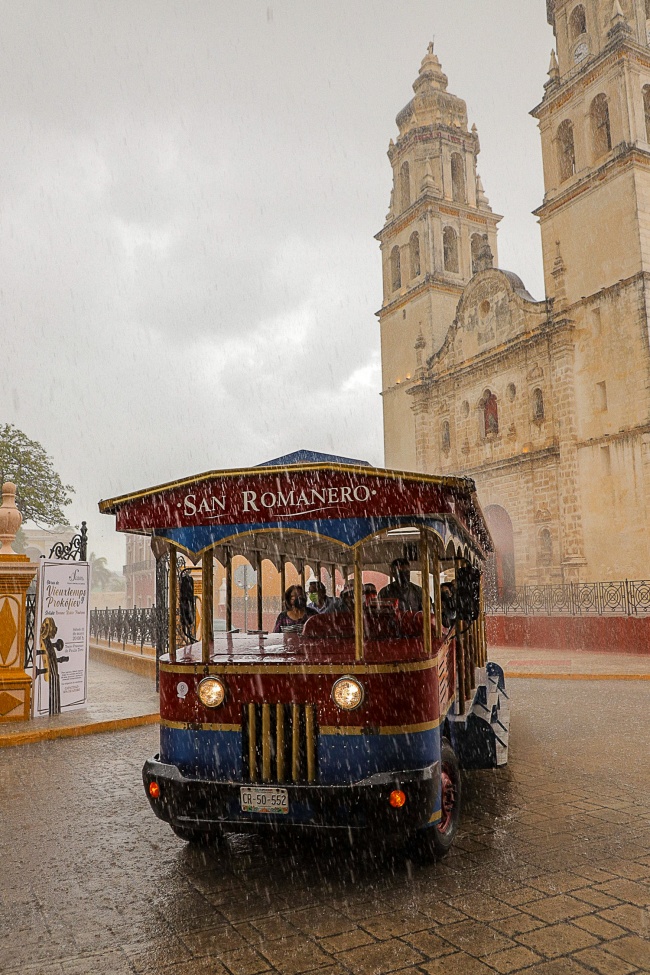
443 226 459 273
538 528 553 567
557 119 576 182
471 234 484 275
409 232 421 278
480 389 499 437
591 94 612 157
451 153 466 203
400 162 410 210
532 387 545 421
569 4 587 41
644 86 650 142
390 246 401 291
441 419 451 452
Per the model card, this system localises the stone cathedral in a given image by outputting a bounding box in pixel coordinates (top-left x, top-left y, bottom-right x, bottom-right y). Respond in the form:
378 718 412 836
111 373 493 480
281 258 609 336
379 0 650 592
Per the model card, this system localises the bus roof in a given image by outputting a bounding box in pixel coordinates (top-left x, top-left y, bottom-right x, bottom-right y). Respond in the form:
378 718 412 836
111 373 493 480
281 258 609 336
99 452 492 562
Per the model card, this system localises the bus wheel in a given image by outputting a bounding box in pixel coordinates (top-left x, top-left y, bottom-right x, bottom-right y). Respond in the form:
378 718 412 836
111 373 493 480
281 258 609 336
412 739 461 861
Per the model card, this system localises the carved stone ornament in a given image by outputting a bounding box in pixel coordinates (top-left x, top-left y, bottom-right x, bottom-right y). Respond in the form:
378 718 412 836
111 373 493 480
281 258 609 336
527 364 544 381
0 483 22 556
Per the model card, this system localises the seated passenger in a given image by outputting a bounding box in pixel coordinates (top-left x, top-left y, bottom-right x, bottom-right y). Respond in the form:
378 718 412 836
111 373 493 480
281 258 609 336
363 582 379 611
273 585 317 633
440 582 457 629
378 558 423 612
307 580 335 614
328 582 354 613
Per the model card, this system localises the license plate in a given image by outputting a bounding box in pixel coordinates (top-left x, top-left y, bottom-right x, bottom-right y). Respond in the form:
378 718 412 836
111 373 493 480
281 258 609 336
240 787 289 814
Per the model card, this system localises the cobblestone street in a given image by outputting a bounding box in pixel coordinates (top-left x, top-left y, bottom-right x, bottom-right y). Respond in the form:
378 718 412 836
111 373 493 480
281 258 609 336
1 678 649 975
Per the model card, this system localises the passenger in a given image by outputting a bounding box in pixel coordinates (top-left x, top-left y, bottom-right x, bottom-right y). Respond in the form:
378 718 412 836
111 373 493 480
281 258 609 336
307 580 334 614
440 582 457 629
329 581 354 613
363 582 379 611
378 558 423 612
273 585 317 632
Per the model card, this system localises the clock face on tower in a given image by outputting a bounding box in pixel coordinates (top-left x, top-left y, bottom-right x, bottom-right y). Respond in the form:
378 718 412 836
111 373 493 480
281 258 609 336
574 40 589 64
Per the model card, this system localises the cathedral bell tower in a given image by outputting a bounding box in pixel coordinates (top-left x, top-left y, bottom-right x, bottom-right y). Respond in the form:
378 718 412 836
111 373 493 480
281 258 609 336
535 0 650 301
377 44 501 471
532 0 650 578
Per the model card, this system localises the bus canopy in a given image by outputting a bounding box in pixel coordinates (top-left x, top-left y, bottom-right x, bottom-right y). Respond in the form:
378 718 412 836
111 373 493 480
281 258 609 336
99 450 492 566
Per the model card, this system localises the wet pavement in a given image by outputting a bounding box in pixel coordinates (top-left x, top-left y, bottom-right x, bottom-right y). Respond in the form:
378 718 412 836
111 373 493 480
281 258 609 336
0 659 159 747
1 647 648 750
1 677 649 975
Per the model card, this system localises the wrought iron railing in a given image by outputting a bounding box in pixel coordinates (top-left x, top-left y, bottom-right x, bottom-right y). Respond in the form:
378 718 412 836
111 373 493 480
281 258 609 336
90 597 282 651
90 606 161 651
485 580 650 617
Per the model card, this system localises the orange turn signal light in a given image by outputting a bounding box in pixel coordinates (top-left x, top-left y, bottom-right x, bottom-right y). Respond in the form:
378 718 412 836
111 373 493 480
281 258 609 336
389 789 406 808
149 781 161 799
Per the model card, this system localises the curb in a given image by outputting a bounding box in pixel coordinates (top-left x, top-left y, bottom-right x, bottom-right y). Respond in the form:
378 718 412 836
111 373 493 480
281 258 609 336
90 642 156 679
0 712 159 749
504 671 650 681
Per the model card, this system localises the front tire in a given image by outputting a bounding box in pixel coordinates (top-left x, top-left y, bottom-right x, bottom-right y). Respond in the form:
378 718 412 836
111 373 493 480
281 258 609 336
411 739 461 861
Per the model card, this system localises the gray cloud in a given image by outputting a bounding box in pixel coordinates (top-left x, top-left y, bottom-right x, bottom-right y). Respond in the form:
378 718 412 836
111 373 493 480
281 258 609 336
0 0 552 567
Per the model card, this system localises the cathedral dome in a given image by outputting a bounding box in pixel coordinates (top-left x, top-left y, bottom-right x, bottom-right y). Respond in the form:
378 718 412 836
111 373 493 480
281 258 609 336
395 43 468 138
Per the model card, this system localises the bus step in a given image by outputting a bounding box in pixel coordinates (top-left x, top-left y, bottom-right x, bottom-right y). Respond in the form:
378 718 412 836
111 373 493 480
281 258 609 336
449 673 510 769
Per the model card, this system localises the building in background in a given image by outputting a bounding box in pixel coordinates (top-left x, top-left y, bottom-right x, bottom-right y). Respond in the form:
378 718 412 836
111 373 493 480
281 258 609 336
124 533 156 608
380 1 650 590
21 526 75 563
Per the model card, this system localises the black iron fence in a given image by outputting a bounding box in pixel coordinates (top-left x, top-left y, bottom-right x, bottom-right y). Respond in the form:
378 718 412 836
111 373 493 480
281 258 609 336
89 582 650 650
485 580 650 617
90 606 162 651
90 597 282 651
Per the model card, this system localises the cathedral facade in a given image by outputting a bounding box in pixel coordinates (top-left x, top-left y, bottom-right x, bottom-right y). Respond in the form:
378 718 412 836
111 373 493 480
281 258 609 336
379 0 650 590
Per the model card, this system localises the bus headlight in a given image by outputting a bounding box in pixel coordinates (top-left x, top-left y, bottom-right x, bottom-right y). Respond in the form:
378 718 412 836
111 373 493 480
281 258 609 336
332 676 364 711
198 677 226 708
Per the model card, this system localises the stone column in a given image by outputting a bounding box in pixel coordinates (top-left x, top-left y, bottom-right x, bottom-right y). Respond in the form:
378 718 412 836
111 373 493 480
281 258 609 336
410 379 433 474
549 325 587 582
0 483 38 722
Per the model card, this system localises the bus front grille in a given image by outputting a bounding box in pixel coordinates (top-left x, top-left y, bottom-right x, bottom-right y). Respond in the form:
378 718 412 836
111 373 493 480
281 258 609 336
242 703 318 784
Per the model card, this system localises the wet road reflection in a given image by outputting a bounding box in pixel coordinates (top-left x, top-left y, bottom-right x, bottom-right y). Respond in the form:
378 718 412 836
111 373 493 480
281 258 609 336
1 678 648 974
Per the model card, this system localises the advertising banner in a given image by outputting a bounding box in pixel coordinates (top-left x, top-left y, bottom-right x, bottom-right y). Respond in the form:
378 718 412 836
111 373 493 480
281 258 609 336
33 559 90 716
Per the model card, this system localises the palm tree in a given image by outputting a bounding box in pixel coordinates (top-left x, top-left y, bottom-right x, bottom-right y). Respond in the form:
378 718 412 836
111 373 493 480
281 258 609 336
88 552 113 592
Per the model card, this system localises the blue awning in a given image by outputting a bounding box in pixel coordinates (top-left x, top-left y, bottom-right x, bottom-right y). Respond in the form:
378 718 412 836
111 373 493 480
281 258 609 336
154 514 455 558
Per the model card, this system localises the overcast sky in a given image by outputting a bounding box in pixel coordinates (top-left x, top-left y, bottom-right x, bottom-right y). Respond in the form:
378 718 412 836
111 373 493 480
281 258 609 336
0 1 553 570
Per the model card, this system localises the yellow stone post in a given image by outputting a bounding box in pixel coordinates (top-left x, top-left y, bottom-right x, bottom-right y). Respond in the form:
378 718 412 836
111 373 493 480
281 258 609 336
0 483 38 722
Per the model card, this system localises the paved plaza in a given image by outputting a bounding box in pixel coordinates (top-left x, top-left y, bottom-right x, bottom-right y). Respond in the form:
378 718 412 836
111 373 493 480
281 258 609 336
1 674 649 975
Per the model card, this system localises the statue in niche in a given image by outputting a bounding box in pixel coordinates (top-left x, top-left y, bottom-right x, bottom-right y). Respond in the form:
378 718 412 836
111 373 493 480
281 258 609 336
477 299 495 346
495 296 509 331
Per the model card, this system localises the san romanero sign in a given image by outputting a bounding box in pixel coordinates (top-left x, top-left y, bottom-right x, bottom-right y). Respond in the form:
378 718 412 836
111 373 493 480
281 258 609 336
182 482 375 519
106 466 474 536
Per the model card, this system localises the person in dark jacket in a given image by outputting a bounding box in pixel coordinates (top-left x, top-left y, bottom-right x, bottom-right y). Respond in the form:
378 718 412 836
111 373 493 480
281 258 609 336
378 558 423 612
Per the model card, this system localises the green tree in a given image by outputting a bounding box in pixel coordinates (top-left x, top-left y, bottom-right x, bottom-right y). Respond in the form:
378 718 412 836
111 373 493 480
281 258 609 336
0 424 74 526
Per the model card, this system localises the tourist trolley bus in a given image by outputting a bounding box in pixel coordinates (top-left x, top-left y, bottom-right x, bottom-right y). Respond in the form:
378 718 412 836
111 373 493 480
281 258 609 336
99 451 509 856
